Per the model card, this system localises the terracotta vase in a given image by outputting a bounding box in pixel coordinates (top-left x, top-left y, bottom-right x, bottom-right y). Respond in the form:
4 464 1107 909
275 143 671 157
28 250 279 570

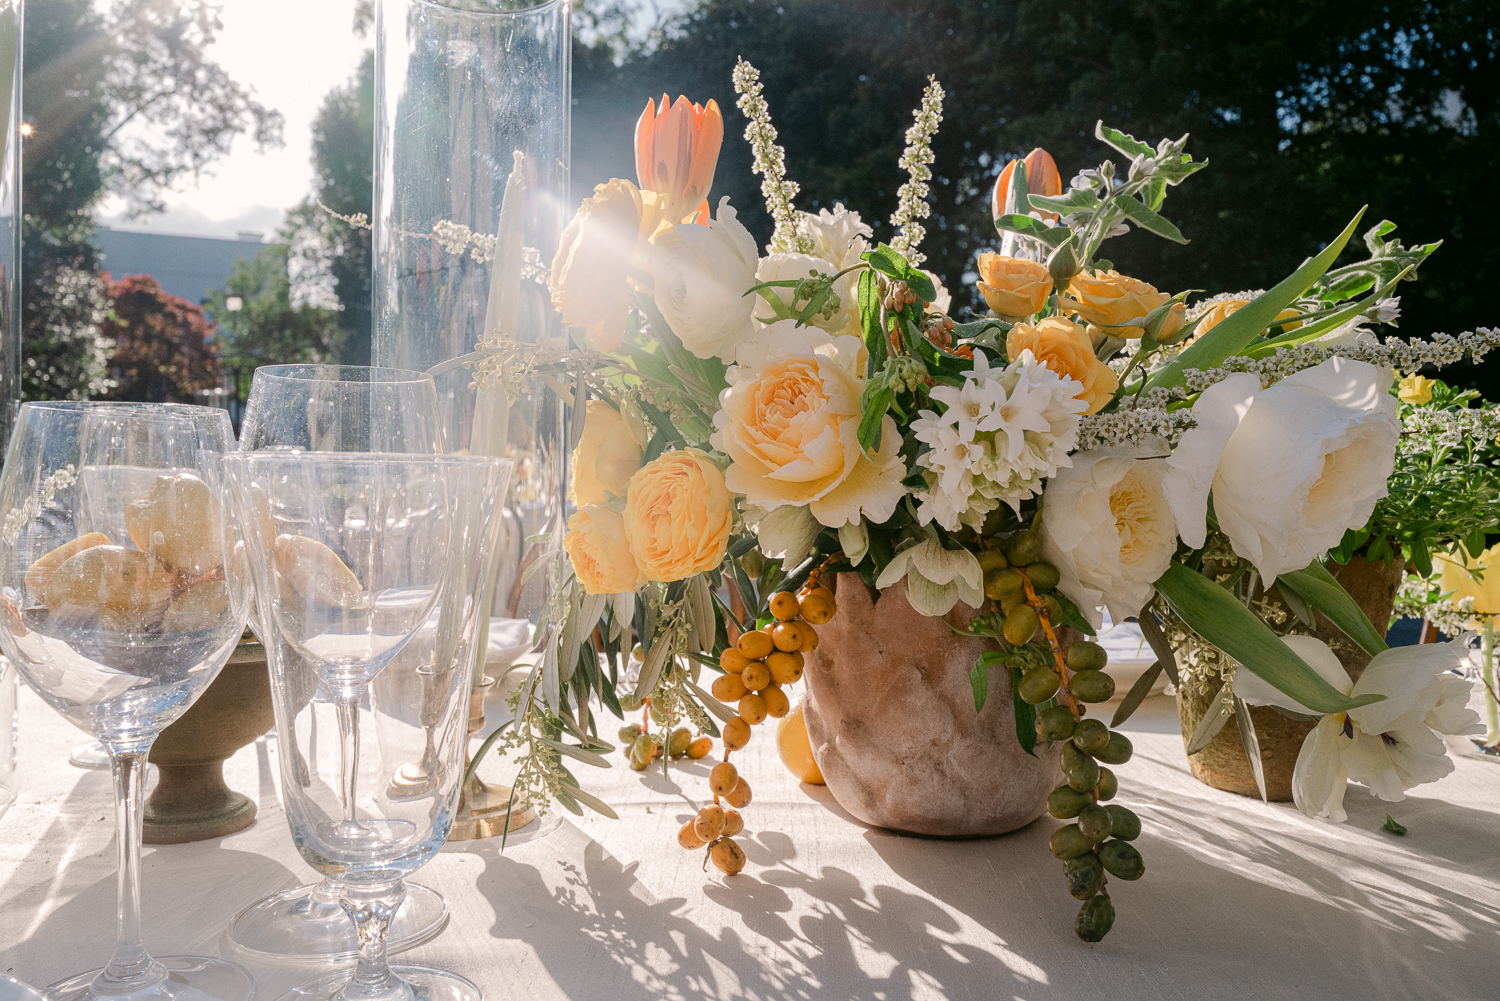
801 573 1061 837
143 638 275 844
1177 554 1406 800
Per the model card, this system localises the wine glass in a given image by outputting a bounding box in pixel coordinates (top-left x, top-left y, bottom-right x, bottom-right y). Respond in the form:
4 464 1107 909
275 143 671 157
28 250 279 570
227 364 451 965
222 452 509 1000
238 365 447 455
0 402 251 1001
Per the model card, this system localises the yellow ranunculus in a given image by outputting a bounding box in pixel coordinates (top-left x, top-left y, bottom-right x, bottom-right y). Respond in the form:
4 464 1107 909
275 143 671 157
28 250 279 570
711 323 906 528
623 448 733 583
1006 316 1119 415
550 179 647 352
1061 270 1171 339
570 400 647 507
975 253 1053 318
1398 373 1436 406
564 506 639 595
1436 544 1500 619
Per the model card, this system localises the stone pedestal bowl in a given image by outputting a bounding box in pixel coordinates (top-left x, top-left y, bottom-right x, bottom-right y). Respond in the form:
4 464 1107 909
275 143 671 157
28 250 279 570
144 637 274 844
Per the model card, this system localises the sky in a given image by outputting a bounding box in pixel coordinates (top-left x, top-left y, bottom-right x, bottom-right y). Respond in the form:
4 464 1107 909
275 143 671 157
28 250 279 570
93 0 371 240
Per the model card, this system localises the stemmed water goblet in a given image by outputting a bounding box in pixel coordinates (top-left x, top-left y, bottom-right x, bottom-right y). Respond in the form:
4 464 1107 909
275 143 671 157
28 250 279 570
226 364 453 964
0 402 251 1001
222 452 508 1001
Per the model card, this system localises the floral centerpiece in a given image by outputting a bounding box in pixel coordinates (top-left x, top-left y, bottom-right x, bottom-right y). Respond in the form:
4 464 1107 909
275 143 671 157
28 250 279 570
470 60 1500 942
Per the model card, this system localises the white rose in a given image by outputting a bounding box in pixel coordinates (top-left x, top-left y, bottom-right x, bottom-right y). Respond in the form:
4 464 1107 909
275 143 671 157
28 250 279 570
753 252 852 334
795 203 872 270
1039 439 1177 629
1162 357 1399 584
650 196 759 361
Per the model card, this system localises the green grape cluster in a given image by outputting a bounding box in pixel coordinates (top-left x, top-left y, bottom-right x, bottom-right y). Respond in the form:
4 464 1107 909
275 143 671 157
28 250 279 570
983 528 1146 943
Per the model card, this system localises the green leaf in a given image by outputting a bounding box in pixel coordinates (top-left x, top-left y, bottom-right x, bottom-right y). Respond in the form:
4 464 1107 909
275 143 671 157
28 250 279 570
859 268 887 379
970 656 990 711
1156 564 1384 715
1027 189 1100 216
1382 814 1407 836
1146 207 1367 392
1011 665 1038 757
1277 561 1388 656
861 244 935 302
993 213 1072 248
1053 592 1098 637
1094 121 1154 158
858 386 894 452
1112 194 1188 244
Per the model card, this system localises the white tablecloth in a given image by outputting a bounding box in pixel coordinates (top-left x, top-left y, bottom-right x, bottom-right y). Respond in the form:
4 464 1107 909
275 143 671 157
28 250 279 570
3 676 1499 1001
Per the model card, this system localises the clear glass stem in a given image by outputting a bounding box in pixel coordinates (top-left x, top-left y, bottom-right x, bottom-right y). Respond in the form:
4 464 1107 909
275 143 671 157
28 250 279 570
308 875 348 919
1482 619 1498 746
96 746 166 994
336 690 364 838
337 882 410 1001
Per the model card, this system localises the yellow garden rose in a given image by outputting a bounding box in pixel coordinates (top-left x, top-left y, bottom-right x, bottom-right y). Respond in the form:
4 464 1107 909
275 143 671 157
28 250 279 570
623 448 733 582
550 179 648 352
1398 373 1436 405
1061 270 1171 339
1007 316 1120 415
570 400 647 507
975 253 1053 317
564 506 639 595
711 322 906 528
1196 298 1303 340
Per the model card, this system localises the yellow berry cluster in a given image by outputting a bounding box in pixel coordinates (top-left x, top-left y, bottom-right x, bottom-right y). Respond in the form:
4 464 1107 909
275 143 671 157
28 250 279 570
681 579 837 875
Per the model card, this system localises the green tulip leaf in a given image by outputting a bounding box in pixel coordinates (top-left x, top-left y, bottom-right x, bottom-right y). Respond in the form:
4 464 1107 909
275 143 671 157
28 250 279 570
1277 561 1388 656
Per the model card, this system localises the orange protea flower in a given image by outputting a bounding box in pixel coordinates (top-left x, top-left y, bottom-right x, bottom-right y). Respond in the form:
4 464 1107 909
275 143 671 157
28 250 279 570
991 147 1062 221
635 94 724 224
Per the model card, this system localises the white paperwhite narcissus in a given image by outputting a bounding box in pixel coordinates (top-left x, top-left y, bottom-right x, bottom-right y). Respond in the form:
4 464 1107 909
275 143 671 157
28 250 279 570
874 535 984 617
911 349 1086 531
1235 635 1482 823
1162 357 1399 584
1038 438 1178 630
650 196 759 362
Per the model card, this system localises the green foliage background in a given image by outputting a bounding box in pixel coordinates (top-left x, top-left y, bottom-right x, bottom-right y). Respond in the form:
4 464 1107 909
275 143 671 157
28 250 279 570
574 0 1500 395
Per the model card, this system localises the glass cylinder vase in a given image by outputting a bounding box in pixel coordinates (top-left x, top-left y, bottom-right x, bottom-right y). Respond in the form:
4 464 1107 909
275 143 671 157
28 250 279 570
371 0 571 679
0 0 22 449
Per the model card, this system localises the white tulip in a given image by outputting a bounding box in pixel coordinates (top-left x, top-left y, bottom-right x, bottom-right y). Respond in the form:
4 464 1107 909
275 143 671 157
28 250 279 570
650 197 759 361
1162 357 1399 584
1235 635 1482 822
1039 439 1178 629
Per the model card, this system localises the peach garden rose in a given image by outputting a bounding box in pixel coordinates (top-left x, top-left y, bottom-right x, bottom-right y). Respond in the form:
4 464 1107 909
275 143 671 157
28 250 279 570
570 400 647 507
1006 315 1119 415
623 448 733 582
564 506 639 595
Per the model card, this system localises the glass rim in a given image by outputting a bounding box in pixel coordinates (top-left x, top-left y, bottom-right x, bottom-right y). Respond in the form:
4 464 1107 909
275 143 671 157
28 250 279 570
220 451 509 469
410 0 562 17
250 364 435 386
17 400 228 413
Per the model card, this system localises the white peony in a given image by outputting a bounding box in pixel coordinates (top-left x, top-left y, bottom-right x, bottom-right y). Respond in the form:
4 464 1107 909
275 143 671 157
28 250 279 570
753 252 852 335
875 536 984 617
1162 357 1399 584
911 349 1086 530
1039 439 1178 629
1235 635 1482 822
796 204 872 270
650 197 759 361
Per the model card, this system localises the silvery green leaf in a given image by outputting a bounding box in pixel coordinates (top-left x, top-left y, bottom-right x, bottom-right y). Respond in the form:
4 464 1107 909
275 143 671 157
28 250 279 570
1111 662 1163 728
1185 684 1231 755
1135 605 1180 687
687 681 737 724
558 781 620 820
541 632 561 712
689 574 715 652
1232 693 1269 802
557 587 583 684
537 737 612 769
1278 585 1318 629
634 637 671 700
